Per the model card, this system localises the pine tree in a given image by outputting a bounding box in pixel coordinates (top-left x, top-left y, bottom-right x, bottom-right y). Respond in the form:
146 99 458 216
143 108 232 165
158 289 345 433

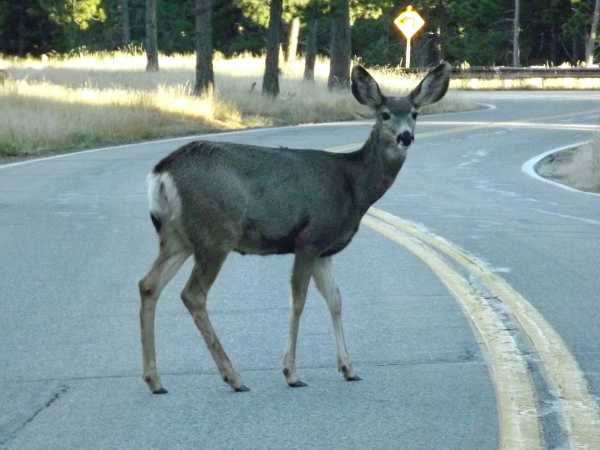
328 0 351 90
263 0 283 97
194 0 214 95
146 0 159 71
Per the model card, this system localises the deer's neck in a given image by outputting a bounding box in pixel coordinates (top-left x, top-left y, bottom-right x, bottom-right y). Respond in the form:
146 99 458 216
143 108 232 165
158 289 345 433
351 126 407 213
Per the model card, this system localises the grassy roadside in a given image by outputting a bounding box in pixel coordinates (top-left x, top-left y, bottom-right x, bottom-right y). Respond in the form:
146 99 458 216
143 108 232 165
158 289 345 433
536 138 600 194
0 52 473 160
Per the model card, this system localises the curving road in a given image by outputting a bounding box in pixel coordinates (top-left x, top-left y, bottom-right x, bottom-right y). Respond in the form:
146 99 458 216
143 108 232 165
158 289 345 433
0 91 599 449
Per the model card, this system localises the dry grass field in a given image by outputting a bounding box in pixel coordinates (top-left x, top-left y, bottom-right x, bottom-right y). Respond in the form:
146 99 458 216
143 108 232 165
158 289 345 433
0 52 471 158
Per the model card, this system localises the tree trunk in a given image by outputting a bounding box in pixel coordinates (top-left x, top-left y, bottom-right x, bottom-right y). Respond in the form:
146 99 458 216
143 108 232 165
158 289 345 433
194 0 214 95
303 17 318 82
513 0 520 66
573 30 586 64
435 27 444 63
328 0 351 90
262 0 283 97
549 0 558 65
18 0 25 57
146 0 159 72
286 16 300 64
121 0 130 47
586 0 600 65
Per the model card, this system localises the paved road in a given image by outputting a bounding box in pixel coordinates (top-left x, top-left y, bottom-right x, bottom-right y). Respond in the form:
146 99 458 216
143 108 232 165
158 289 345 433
0 91 599 449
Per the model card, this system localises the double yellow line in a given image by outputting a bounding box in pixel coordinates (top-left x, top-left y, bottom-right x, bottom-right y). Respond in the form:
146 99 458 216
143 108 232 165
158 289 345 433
362 208 600 449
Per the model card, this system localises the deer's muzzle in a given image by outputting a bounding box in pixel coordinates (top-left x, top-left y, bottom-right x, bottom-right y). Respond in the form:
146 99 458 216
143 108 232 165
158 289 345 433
397 131 414 147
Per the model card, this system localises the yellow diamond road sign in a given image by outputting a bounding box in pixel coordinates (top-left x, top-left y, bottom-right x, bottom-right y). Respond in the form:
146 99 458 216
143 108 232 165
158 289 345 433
394 6 425 39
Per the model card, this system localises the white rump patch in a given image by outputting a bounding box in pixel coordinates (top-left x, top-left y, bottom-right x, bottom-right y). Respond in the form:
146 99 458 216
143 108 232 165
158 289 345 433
147 171 182 223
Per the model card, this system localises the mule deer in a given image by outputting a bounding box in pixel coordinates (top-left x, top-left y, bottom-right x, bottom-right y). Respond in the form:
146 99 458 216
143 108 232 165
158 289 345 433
139 62 451 393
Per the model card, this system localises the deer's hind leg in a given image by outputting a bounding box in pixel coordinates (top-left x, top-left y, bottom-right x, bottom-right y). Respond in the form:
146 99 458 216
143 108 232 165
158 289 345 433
181 246 249 392
139 228 192 394
312 256 360 381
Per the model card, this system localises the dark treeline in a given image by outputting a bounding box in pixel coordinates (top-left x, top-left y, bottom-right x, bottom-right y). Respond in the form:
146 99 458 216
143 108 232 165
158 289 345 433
1 0 599 67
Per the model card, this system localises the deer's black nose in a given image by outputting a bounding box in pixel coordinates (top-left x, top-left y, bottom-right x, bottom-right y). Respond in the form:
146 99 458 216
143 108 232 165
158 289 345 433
397 131 414 147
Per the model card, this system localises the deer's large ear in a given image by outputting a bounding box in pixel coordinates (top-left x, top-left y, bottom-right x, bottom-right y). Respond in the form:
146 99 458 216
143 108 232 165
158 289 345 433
409 61 451 108
351 66 384 109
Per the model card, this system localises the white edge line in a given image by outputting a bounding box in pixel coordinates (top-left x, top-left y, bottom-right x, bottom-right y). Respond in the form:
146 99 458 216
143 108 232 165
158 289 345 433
0 98 486 172
0 120 373 172
473 102 497 110
521 141 600 197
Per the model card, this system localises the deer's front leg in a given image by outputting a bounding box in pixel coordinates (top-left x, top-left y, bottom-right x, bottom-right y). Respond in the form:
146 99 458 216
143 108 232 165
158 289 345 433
282 254 315 387
312 256 360 381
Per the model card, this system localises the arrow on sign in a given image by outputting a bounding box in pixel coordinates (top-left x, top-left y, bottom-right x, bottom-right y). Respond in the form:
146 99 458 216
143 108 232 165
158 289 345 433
394 6 425 39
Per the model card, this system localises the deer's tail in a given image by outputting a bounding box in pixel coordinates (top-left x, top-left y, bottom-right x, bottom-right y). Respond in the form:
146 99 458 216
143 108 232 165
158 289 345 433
147 171 182 233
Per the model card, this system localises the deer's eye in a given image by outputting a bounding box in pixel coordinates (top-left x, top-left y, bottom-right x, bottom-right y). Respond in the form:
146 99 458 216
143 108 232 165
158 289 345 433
381 112 391 121
411 112 419 120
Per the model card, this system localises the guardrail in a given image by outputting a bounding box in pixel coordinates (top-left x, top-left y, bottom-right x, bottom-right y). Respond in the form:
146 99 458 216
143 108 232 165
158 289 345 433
403 66 600 78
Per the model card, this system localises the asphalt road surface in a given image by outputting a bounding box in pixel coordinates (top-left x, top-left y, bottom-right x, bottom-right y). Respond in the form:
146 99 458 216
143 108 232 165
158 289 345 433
1 90 599 450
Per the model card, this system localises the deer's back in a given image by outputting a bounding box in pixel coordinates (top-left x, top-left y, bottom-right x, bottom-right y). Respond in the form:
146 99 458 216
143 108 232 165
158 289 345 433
153 141 364 257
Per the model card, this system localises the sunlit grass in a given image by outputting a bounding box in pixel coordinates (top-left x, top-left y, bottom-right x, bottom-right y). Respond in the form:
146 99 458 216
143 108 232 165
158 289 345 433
0 78 257 155
0 51 473 157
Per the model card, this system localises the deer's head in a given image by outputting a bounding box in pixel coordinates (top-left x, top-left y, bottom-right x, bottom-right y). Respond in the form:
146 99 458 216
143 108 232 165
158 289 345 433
351 62 451 148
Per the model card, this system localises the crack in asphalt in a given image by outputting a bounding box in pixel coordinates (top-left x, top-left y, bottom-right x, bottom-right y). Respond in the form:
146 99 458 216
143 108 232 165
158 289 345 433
0 384 69 447
6 356 484 386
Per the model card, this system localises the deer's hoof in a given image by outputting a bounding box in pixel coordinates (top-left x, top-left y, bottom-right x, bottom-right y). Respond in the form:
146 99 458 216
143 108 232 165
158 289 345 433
346 375 362 382
288 380 308 388
234 385 250 392
340 364 361 381
145 373 167 394
152 387 168 394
